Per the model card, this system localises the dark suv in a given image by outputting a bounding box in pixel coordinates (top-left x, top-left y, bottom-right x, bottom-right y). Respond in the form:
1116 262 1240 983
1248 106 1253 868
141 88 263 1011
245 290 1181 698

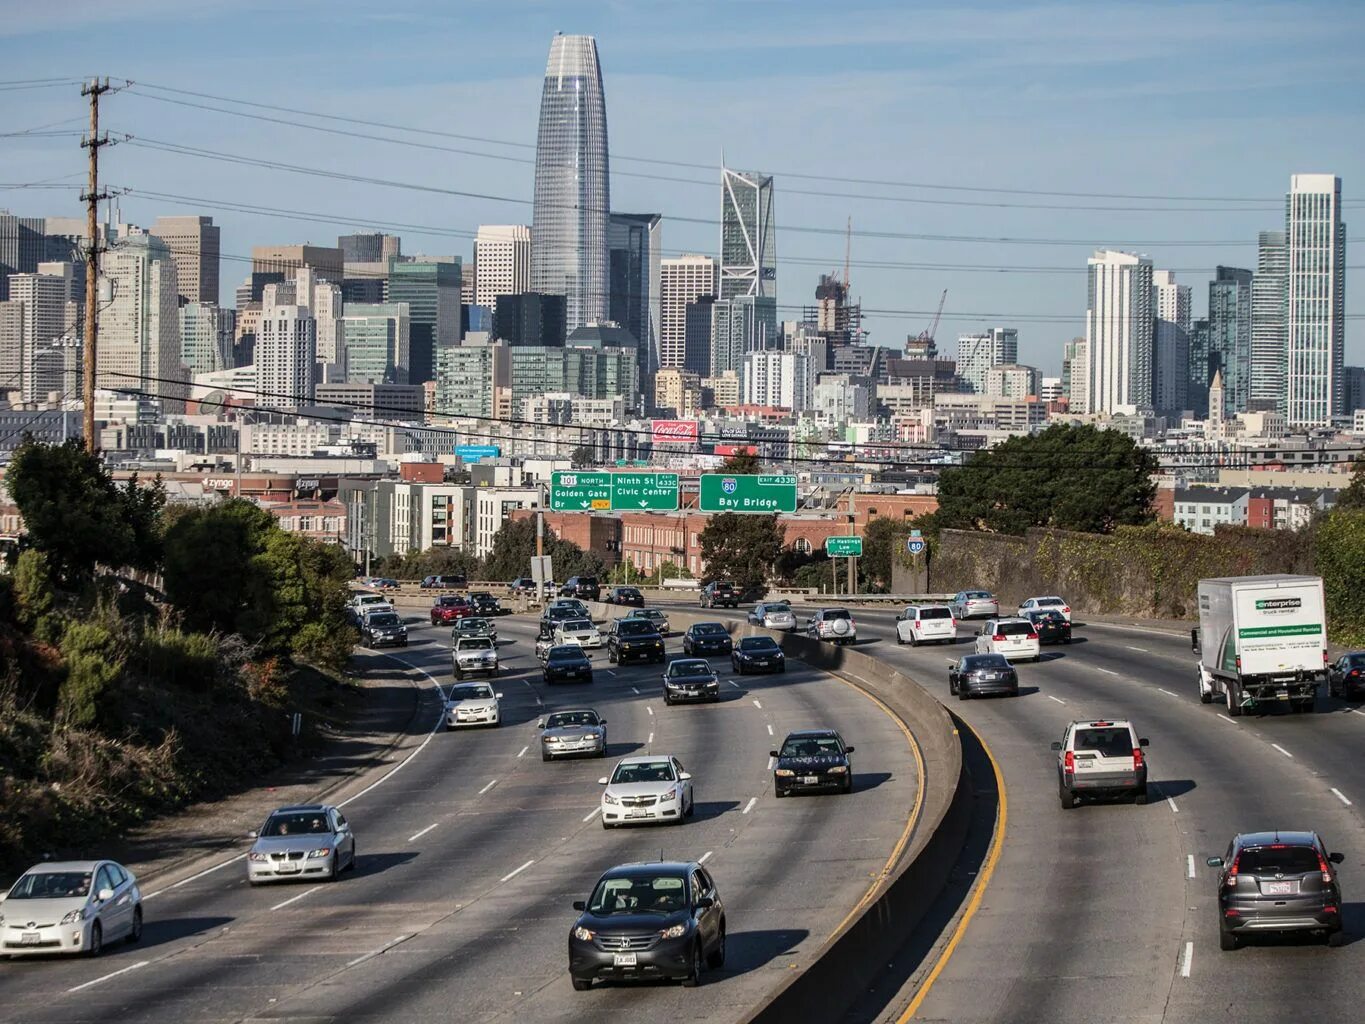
1207 831 1345 949
607 618 665 665
562 576 601 601
420 574 467 589
699 581 739 609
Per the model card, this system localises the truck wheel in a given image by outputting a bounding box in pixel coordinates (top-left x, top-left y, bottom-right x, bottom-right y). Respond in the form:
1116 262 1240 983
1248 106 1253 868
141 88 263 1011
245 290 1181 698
1059 788 1076 810
1226 688 1242 717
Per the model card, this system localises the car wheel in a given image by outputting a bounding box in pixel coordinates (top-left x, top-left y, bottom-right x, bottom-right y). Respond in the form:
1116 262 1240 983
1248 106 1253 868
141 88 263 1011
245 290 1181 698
1059 788 1076 810
329 854 340 882
1328 929 1346 948
87 921 103 957
572 977 592 991
1134 787 1148 805
957 686 969 701
842 775 853 794
349 842 358 870
685 794 695 817
542 750 552 762
664 694 673 706
774 783 785 798
735 662 745 675
600 818 611 830
608 649 618 664
1226 688 1243 717
126 906 143 944
909 634 918 648
1219 929 1239 951
681 941 704 987
707 925 727 969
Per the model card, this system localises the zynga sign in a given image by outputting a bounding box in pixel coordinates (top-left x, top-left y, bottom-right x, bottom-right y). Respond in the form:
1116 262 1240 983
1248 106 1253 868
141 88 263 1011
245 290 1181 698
651 419 699 445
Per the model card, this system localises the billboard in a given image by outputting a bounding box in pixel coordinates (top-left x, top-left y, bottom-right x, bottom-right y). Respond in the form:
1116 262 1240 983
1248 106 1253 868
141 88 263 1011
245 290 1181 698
713 444 758 457
455 444 501 463
652 419 699 445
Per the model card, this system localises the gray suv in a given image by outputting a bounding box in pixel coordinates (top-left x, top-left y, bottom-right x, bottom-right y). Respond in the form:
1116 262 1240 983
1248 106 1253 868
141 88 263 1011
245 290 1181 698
1207 831 1345 949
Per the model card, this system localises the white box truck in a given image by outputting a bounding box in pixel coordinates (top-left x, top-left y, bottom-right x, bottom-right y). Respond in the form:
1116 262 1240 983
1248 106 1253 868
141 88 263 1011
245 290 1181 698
1192 574 1327 716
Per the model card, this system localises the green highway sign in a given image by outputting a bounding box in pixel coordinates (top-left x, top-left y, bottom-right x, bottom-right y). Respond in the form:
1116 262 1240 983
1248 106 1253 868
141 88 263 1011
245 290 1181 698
699 473 798 514
551 471 612 511
611 472 679 511
825 536 863 557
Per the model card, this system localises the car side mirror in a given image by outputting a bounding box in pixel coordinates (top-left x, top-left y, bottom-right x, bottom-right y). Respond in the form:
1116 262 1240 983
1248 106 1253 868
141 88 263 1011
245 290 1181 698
572 900 586 911
678 772 692 781
496 693 504 699
536 719 545 729
98 887 115 901
1139 738 1150 747
597 777 609 785
768 749 779 758
1190 628 1200 654
1329 852 1345 864
845 745 855 753
598 719 606 725
1050 742 1063 751
946 659 956 668
248 829 259 839
694 896 714 910
1206 857 1224 867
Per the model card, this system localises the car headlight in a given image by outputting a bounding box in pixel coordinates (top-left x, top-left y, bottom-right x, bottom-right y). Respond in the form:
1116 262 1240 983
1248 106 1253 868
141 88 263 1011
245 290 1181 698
654 641 663 648
659 923 688 939
603 793 620 805
307 847 334 858
828 765 849 774
573 926 595 941
775 769 795 777
659 788 678 803
60 906 88 924
546 736 563 744
248 851 269 862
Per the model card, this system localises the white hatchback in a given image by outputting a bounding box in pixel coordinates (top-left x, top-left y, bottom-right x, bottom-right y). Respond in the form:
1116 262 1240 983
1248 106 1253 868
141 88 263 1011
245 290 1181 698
896 605 957 646
598 755 694 828
1018 596 1072 622
974 617 1041 662
1 860 142 957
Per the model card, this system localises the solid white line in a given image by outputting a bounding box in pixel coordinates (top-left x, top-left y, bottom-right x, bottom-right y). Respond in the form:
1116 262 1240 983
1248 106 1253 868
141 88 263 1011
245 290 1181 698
517 745 528 758
500 859 534 883
1126 645 1149 653
606 670 617 677
1216 714 1238 724
752 699 763 709
699 850 713 864
1158 688 1180 698
346 933 413 968
407 823 437 842
1187 855 1196 879
1096 668 1120 676
478 779 498 795
767 723 774 736
647 731 654 744
1047 695 1066 704
582 807 601 822
1332 787 1353 806
631 686 640 694
1271 743 1293 759
647 706 654 716
1180 940 1193 978
270 885 323 911
67 960 150 993
144 852 247 900
742 797 757 814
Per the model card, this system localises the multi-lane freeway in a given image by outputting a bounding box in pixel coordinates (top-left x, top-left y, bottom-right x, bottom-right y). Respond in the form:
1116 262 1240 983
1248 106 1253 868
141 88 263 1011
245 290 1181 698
0 614 919 1024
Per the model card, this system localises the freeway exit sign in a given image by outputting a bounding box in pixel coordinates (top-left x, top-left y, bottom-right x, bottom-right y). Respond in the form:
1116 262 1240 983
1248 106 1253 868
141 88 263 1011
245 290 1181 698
550 471 612 511
825 536 863 557
550 471 680 512
699 473 798 513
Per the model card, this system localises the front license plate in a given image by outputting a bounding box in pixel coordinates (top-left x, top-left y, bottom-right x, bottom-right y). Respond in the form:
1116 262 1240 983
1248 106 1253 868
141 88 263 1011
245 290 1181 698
1277 689 1290 700
613 952 637 967
627 810 648 818
20 932 41 945
755 660 768 666
802 775 820 784
1262 881 1294 895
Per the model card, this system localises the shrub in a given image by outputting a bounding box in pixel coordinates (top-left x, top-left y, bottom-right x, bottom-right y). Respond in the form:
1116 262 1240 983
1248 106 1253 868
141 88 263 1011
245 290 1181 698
143 624 220 690
56 621 126 730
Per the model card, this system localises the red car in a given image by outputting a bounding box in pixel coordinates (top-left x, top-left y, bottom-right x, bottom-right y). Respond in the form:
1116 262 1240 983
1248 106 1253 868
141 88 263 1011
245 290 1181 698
431 595 474 625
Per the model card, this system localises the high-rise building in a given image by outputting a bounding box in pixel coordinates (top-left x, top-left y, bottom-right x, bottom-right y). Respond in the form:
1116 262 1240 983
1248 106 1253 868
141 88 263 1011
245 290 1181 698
150 215 220 305
956 328 1018 394
659 255 717 369
252 244 343 286
342 303 411 385
1084 250 1153 414
1061 337 1085 404
338 233 401 265
1249 231 1288 412
387 257 460 383
7 264 77 403
1187 318 1212 417
682 297 715 378
531 34 610 331
98 232 184 406
720 167 776 301
1208 266 1253 417
474 225 531 308
1152 270 1191 416
801 274 863 356
493 292 566 347
0 211 45 302
608 213 661 377
179 302 235 375
292 267 344 374
711 295 778 379
435 342 500 418
0 302 20 395
653 368 703 418
257 299 316 409
742 350 808 411
1285 174 1346 427
982 363 1040 400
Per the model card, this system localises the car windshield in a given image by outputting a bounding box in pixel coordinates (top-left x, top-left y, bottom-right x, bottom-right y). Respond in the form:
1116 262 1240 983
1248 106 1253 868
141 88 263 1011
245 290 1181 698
1236 846 1321 875
692 623 726 635
358 596 386 605
764 603 791 614
781 736 843 757
1073 728 1134 757
668 661 713 678
611 760 676 784
1036 598 1064 606
438 596 464 607
617 588 640 598
548 608 575 620
822 609 852 620
713 582 735 592
547 711 599 728
1032 611 1066 624
262 812 333 837
563 619 594 631
618 621 656 636
1344 654 1365 667
635 610 663 620
460 618 490 630
964 655 1009 669
965 592 992 600
575 578 598 587
7 871 94 899
587 874 688 916
548 646 589 662
997 621 1034 636
450 684 494 701
458 637 493 650
739 637 779 651
368 613 401 626
917 607 953 619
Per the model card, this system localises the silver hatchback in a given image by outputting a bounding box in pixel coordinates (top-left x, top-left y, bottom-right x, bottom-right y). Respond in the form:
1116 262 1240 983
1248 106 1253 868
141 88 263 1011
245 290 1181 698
247 804 357 884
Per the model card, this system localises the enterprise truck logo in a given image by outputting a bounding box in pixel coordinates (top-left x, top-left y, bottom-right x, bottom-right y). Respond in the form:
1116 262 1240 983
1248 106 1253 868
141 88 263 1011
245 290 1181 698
1255 598 1302 610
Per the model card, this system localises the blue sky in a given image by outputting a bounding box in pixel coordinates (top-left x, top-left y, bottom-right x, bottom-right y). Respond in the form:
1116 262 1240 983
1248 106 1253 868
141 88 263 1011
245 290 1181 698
2 0 1363 373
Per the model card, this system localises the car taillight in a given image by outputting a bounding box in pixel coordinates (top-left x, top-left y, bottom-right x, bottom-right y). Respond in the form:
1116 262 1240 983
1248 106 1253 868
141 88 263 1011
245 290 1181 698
1026 632 1039 641
1061 606 1070 613
1319 852 1333 885
1227 856 1240 888
1324 651 1330 665
1131 747 1143 770
951 619 957 628
913 621 920 630
1063 751 1075 774
993 634 1006 642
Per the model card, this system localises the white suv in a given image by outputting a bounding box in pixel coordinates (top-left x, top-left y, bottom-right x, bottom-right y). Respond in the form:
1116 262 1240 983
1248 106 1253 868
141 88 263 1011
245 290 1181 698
1018 595 1072 622
806 608 857 645
896 605 957 646
1051 719 1149 808
452 636 499 679
974 617 1041 662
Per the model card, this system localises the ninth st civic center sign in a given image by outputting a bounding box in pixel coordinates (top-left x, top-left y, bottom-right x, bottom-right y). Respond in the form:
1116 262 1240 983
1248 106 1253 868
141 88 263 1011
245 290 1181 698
698 474 798 514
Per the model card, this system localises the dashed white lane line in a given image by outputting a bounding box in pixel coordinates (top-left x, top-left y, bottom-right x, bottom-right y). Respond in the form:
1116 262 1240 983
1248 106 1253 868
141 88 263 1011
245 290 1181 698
582 807 601 822
1180 940 1193 978
517 746 528 758
500 859 534 883
767 724 774 736
1270 743 1294 759
606 670 617 677
631 686 640 694
767 757 775 770
752 699 763 709
1216 714 1238 725
742 797 758 814
1096 668 1120 676
1332 788 1353 806
728 680 739 688
647 731 654 744
270 885 323 911
699 850 713 864
647 706 655 717
346 934 414 968
1126 645 1149 653
1047 695 1066 705
1164 792 1180 813
67 960 150 993
1187 855 1196 879
478 779 498 795
1158 688 1180 698
407 823 438 842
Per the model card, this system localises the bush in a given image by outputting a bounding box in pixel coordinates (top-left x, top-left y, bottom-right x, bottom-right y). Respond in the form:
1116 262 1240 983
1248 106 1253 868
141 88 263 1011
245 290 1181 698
143 624 220 690
13 549 55 628
1316 508 1365 647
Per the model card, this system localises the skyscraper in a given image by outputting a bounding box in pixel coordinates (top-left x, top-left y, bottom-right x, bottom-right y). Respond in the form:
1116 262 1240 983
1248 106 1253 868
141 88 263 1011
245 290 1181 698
257 298 316 409
711 295 778 380
179 302 235 375
608 213 661 374
98 232 184 406
7 264 77 404
956 328 1018 394
0 211 45 302
387 257 460 383
1084 250 1153 414
1152 270 1191 416
341 303 410 385
1187 318 1212 417
1208 266 1253 417
474 225 532 308
150 215 220 305
531 34 610 332
1249 230 1287 412
1285 174 1346 427
659 255 717 369
720 167 776 300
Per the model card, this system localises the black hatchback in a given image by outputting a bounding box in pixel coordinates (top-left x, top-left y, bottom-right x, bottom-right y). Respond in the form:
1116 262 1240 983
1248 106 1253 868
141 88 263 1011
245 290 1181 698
1025 609 1071 645
682 622 733 657
948 654 1019 698
1207 831 1345 949
604 586 645 607
544 645 594 685
771 729 854 796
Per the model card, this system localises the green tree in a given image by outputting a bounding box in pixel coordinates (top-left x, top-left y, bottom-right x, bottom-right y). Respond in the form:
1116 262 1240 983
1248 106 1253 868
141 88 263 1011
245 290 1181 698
1316 508 1365 646
482 517 605 582
570 445 596 468
698 513 784 595
57 620 125 728
162 500 277 636
1336 457 1365 511
718 452 761 475
935 424 1157 535
858 516 905 592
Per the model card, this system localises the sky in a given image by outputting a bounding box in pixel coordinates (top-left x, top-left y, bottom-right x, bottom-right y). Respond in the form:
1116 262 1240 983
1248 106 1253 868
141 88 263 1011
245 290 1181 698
2 0 1363 374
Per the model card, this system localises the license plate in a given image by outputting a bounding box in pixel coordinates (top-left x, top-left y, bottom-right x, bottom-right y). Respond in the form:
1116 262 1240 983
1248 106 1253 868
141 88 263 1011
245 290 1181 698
20 932 41 945
626 809 648 818
613 952 637 967
1263 881 1294 895
755 660 768 666
564 670 578 677
1277 689 1290 700
802 775 820 784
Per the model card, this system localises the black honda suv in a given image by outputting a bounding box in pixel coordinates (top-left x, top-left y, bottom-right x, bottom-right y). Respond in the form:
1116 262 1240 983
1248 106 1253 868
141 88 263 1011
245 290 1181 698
1206 831 1345 949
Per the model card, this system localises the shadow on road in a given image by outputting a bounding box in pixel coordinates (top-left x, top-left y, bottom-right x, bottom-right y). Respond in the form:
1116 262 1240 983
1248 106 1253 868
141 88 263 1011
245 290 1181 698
689 800 742 823
354 851 419 878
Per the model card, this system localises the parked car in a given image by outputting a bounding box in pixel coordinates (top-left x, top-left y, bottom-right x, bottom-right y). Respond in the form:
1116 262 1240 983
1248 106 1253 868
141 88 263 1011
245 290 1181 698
748 601 797 631
699 581 740 609
624 608 671 636
974 617 1041 662
951 590 1000 620
452 635 499 679
539 708 606 760
247 805 356 884
1024 609 1071 645
662 658 721 705
771 729 854 796
444 681 502 728
431 594 474 625
1207 831 1345 949
1 859 142 956
1052 718 1149 808
607 618 666 665
731 635 786 674
451 616 497 642
360 610 408 648
682 622 733 657
561 576 602 601
597 755 694 828
895 604 956 646
806 608 856 645
603 586 645 607
948 653 1018 699
1327 651 1365 700
1018 595 1072 622
467 591 502 616
420 574 467 589
543 645 595 685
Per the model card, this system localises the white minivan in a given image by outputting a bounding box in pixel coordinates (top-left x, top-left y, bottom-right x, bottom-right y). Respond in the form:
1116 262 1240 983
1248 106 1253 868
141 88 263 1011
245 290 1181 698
896 605 957 646
974 617 1041 662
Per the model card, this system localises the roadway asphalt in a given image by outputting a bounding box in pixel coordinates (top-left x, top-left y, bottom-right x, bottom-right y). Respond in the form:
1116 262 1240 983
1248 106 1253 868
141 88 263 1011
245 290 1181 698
0 612 919 1024
654 598 1365 1024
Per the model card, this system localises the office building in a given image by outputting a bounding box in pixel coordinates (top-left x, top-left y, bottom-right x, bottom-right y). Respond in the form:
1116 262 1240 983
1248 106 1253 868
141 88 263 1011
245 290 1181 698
1039 377 1064 403
0 301 19 396
1187 318 1212 418
493 292 566 347
387 257 461 383
502 344 637 411
531 34 610 331
1285 174 1346 427
1152 270 1191 416
7 264 77 404
1208 266 1253 416
956 328 1018 394
982 363 1040 400
292 267 344 375
720 167 776 300
341 302 410 385
742 350 808 411
813 374 870 421
435 342 499 418
703 369 740 409
339 233 401 264
314 382 424 421
801 273 864 354
608 213 662 377
150 215 220 305
659 254 717 369
1084 250 1153 414
474 225 531 307
654 368 703 418
252 244 343 286
711 295 779 379
98 232 184 406
683 297 715 377
179 302 234 375
0 211 45 302
1249 231 1287 412
257 300 316 409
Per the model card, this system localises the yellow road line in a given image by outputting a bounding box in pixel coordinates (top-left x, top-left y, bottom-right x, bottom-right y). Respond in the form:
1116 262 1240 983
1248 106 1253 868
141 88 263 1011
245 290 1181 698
896 719 1008 1022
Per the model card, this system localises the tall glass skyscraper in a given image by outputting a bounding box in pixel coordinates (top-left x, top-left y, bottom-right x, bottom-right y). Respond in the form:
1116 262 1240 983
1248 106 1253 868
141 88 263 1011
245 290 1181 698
1249 231 1287 413
1208 266 1253 417
531 34 610 333
1285 174 1345 428
720 167 776 300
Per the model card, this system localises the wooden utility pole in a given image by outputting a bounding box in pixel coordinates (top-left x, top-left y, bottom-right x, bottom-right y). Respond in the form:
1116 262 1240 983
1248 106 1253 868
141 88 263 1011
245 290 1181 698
80 78 114 454
847 488 857 595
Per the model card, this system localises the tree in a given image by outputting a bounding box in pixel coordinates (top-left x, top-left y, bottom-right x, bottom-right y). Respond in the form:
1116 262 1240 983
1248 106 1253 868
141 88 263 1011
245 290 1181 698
935 424 1158 535
718 452 761 475
162 500 276 637
1316 508 1365 647
1336 457 1365 511
859 516 905 592
373 546 482 581
698 513 784 595
570 445 596 468
482 517 605 582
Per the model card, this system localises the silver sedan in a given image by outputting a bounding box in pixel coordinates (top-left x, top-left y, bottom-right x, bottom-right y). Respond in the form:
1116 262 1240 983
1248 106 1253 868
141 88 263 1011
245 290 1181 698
1 859 142 957
539 709 608 761
247 804 357 884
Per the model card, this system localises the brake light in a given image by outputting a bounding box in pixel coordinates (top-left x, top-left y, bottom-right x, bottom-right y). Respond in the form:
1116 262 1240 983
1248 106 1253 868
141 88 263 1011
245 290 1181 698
993 634 1006 642
913 621 920 630
1062 606 1070 614
1131 747 1143 770
1227 855 1240 888
1026 632 1039 641
1318 852 1333 885
1324 651 1330 665
1063 751 1075 774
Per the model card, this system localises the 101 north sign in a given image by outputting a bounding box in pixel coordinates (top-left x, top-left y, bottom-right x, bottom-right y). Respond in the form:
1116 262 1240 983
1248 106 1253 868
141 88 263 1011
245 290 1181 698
550 471 680 512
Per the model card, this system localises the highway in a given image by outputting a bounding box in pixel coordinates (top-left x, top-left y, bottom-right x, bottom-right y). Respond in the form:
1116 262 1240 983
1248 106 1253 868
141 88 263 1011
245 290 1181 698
0 613 920 1024
654 598 1365 1023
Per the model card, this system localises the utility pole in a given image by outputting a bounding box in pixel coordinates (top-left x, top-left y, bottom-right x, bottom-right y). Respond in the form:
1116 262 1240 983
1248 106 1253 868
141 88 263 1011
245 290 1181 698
80 78 114 455
847 488 857 595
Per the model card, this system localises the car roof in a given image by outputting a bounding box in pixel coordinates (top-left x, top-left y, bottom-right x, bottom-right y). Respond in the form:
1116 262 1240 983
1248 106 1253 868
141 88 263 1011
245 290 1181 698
992 616 1032 624
617 754 677 764
1068 719 1134 730
598 861 699 878
783 728 839 740
20 859 106 872
818 607 851 613
547 707 599 716
669 657 711 666
548 644 589 655
1235 830 1319 848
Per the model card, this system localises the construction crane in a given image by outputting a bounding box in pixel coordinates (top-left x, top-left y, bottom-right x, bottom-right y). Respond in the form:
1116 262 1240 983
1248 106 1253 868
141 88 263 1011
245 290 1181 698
843 216 852 290
913 289 948 347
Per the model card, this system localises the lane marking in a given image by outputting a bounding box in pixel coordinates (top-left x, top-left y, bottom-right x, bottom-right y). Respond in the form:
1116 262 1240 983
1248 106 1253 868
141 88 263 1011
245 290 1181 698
346 933 414 968
1187 855 1196 879
144 853 246 900
752 699 763 709
270 885 323 911
1096 667 1120 676
1181 940 1193 978
1351 709 1365 718
767 757 775 770
631 686 640 694
767 723 774 736
606 670 617 677
1126 645 1149 653
517 746 528 758
478 779 498 795
647 731 654 744
742 797 757 814
1216 713 1238 725
67 960 149 993
1332 787 1353 806
728 679 739 688
407 823 437 842
500 859 534 883
582 807 601 822
1157 688 1180 698
1271 743 1293 759
699 850 713 864
647 706 654 717
1047 695 1066 704
1165 792 1180 814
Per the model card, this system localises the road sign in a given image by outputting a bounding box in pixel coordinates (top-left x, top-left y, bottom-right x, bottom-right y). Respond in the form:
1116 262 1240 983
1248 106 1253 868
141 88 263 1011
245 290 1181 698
825 536 863 557
455 444 500 463
611 472 679 511
530 554 553 586
906 529 926 557
699 473 798 513
551 471 612 511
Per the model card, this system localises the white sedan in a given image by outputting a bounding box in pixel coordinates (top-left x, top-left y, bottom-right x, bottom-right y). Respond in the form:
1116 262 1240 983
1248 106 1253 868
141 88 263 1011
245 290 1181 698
555 618 603 648
445 681 503 728
1 860 142 957
1018 596 1072 622
598 755 694 828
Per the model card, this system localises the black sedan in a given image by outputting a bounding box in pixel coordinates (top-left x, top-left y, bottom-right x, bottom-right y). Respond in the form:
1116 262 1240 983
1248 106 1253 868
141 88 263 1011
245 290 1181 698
568 861 726 989
771 729 854 796
1025 609 1071 645
662 658 721 705
468 591 501 616
1328 652 1365 700
731 635 786 674
682 622 733 657
603 586 645 607
544 645 594 685
361 610 408 648
948 653 1019 699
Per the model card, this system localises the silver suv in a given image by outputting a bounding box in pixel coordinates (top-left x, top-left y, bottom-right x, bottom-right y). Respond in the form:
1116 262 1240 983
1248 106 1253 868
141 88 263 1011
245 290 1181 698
453 636 499 679
1052 719 1149 809
806 608 857 645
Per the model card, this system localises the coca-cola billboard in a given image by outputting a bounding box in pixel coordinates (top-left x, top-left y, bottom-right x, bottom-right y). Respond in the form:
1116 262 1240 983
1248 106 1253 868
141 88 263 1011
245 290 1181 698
651 419 699 445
